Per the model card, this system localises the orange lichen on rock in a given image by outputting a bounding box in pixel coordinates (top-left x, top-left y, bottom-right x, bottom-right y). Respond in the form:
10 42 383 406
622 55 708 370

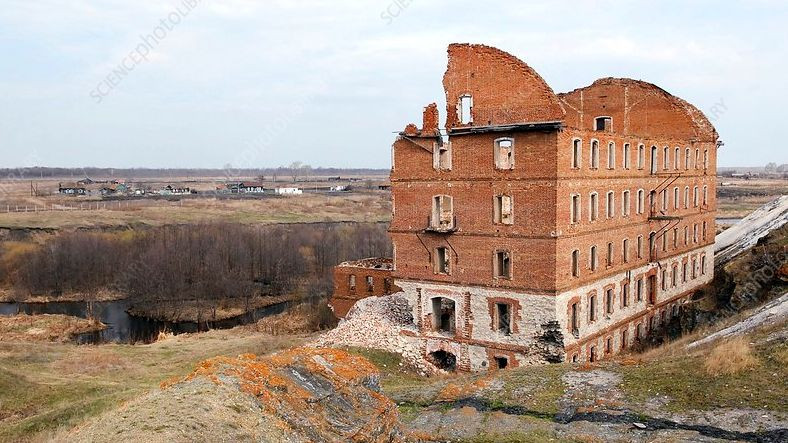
174 347 404 442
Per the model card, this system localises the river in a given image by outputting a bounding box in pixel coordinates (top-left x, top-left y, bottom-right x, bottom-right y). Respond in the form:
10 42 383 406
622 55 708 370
0 299 290 344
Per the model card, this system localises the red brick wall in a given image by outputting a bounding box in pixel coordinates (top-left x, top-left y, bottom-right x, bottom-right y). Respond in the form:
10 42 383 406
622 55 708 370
558 78 717 142
443 43 564 130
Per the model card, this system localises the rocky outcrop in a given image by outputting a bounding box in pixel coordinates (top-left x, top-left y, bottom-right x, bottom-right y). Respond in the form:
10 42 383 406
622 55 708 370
68 348 403 442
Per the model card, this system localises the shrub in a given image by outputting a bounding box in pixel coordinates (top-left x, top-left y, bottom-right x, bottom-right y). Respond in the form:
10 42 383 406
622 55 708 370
703 336 759 376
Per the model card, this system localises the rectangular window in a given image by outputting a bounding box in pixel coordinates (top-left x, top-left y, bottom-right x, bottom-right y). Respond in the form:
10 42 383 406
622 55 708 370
621 329 628 349
673 227 679 248
672 265 678 287
683 262 688 282
496 303 511 335
661 189 668 211
591 140 599 168
434 142 452 170
606 242 613 267
366 276 374 292
459 95 472 124
589 295 597 322
432 195 454 230
692 258 698 279
701 256 706 275
595 116 612 131
494 251 511 279
636 278 643 302
590 246 597 271
495 195 513 224
684 226 689 245
637 236 643 259
348 274 356 291
495 139 514 170
434 247 450 274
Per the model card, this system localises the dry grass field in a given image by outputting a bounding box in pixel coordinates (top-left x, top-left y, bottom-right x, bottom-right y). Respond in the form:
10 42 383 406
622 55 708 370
717 177 788 218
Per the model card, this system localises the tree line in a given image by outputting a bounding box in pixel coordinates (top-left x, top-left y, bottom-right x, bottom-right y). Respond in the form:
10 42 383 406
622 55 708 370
0 223 391 314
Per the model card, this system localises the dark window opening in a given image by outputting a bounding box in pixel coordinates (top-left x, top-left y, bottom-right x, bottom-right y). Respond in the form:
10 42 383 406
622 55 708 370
494 356 509 369
366 276 374 292
434 247 450 274
495 303 511 335
589 346 597 363
383 278 392 294
595 116 612 131
431 297 456 334
570 302 579 336
494 250 511 279
428 350 457 371
589 295 597 322
605 337 612 354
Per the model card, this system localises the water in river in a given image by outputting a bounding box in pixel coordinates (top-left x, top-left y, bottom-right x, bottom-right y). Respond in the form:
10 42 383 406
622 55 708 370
0 299 290 344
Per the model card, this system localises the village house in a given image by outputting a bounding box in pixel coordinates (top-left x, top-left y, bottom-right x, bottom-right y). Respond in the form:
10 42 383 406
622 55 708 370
159 185 192 196
338 44 718 371
58 183 87 196
226 182 266 194
275 187 303 195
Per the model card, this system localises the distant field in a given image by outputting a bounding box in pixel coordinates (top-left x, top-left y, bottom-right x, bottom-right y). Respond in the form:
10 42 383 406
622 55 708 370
0 174 391 229
717 177 787 218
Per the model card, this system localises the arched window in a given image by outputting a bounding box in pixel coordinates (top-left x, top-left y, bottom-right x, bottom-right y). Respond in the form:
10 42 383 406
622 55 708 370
637 144 645 169
650 146 658 174
693 186 699 207
673 187 679 209
703 186 708 205
684 186 690 209
589 192 599 221
571 138 582 168
590 245 598 271
623 143 631 169
571 194 581 224
622 190 630 216
636 189 645 214
685 148 691 169
590 139 599 169
674 147 681 169
606 191 615 218
607 142 616 169
695 149 700 169
494 138 514 170
571 250 580 277
663 146 670 169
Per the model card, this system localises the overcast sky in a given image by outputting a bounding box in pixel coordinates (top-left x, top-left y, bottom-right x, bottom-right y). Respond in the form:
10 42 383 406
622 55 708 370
1 0 786 169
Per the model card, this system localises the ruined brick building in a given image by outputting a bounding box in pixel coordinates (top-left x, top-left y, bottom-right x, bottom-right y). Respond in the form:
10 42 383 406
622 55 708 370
330 258 397 318
387 44 718 371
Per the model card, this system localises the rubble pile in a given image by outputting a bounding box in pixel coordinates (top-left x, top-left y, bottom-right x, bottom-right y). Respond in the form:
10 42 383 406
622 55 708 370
315 294 437 374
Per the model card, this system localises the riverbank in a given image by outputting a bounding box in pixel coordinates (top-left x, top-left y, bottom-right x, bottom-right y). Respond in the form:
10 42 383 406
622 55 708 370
0 288 125 304
125 294 298 323
0 314 105 343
